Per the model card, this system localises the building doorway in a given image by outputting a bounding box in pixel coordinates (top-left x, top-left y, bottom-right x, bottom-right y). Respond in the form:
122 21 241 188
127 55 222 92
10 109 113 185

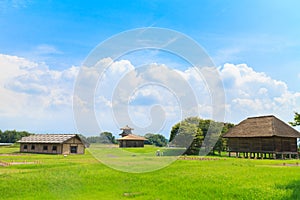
70 146 78 154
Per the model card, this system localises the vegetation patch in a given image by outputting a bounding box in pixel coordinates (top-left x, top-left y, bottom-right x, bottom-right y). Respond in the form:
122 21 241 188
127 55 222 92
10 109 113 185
1 145 300 199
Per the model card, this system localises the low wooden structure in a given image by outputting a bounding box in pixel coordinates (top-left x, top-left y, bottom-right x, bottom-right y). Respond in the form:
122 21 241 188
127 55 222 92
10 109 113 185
18 134 86 154
117 125 147 148
223 115 300 159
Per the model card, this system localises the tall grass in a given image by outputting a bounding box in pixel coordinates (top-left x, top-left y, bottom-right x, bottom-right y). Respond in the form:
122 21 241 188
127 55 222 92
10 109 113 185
1 146 300 199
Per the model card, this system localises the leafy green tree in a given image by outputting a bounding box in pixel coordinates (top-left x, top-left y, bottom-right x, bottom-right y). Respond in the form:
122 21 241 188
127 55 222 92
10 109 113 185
289 112 300 126
289 112 300 150
0 130 31 143
169 117 233 155
86 136 100 143
169 117 204 155
144 133 168 147
100 132 116 144
87 132 116 144
212 123 234 155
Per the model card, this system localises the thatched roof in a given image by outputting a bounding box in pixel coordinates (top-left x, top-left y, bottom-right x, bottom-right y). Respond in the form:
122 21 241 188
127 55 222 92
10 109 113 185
117 134 147 141
18 134 82 144
223 115 300 138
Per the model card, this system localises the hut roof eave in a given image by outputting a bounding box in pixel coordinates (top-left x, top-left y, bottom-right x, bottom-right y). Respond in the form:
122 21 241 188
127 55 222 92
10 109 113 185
117 134 147 141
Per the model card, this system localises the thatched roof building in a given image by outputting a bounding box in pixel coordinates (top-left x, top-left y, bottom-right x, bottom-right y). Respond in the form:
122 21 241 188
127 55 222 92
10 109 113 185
18 134 86 154
117 125 147 148
223 115 300 159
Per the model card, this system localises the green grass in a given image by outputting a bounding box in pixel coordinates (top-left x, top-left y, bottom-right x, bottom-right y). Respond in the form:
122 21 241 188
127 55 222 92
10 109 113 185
1 146 300 199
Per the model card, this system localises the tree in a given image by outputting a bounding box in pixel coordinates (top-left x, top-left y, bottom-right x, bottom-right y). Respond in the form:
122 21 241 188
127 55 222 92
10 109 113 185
87 132 116 144
169 117 204 155
289 112 300 150
169 117 233 155
100 132 116 144
144 133 168 147
0 130 31 143
212 123 234 155
289 112 300 126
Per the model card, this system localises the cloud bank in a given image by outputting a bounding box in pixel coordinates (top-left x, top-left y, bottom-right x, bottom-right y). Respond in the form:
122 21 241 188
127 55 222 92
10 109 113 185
1 53 299 135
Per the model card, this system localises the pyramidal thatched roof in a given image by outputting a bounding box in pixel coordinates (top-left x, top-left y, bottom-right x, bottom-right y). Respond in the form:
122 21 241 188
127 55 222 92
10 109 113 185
223 115 300 138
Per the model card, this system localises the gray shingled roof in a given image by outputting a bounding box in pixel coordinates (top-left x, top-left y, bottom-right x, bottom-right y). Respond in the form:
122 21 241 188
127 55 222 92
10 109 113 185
18 134 78 143
223 115 300 138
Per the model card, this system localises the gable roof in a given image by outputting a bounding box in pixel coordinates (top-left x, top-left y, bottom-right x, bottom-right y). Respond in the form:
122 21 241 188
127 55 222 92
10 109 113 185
17 134 82 144
117 134 147 141
223 115 300 138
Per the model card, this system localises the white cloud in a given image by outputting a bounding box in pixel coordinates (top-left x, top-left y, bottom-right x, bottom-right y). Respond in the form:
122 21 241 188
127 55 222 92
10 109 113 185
219 63 300 123
1 53 299 134
0 54 79 132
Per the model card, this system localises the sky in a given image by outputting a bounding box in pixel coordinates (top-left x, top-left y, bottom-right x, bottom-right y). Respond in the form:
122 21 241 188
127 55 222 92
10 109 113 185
1 0 300 137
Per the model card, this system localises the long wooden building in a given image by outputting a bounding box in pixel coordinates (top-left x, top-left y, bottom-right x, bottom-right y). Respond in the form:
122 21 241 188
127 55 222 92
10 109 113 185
18 134 86 154
223 115 300 159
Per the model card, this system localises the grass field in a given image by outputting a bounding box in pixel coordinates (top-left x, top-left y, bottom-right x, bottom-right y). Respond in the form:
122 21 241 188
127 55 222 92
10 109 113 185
1 145 300 199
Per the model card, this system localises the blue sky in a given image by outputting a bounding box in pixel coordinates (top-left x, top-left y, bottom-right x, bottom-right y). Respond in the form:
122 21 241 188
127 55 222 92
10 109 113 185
1 0 300 136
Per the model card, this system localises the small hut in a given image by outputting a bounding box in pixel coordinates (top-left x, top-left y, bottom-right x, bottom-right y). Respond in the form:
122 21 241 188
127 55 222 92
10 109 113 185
18 134 86 154
223 115 300 159
117 125 147 148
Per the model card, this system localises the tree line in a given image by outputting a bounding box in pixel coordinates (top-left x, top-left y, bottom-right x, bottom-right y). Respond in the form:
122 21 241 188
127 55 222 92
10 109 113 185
0 130 32 143
84 132 168 147
4 113 300 154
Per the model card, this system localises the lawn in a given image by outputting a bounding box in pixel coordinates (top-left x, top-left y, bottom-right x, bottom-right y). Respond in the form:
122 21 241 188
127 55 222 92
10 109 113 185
1 145 300 199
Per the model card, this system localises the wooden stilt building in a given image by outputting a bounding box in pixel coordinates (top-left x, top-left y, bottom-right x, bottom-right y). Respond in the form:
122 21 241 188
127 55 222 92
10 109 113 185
223 115 300 159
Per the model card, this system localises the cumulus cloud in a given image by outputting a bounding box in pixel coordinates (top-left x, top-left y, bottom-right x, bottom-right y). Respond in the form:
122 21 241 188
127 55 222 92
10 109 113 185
92 61 199 136
219 63 300 123
0 54 79 132
1 53 299 134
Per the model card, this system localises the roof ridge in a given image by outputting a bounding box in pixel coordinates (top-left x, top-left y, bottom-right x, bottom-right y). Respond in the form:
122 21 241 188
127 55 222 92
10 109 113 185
247 115 275 119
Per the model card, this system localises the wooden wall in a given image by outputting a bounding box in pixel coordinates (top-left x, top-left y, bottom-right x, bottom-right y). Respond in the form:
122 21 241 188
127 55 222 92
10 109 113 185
227 137 298 153
20 143 63 154
119 140 144 148
62 137 85 154
20 136 85 154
